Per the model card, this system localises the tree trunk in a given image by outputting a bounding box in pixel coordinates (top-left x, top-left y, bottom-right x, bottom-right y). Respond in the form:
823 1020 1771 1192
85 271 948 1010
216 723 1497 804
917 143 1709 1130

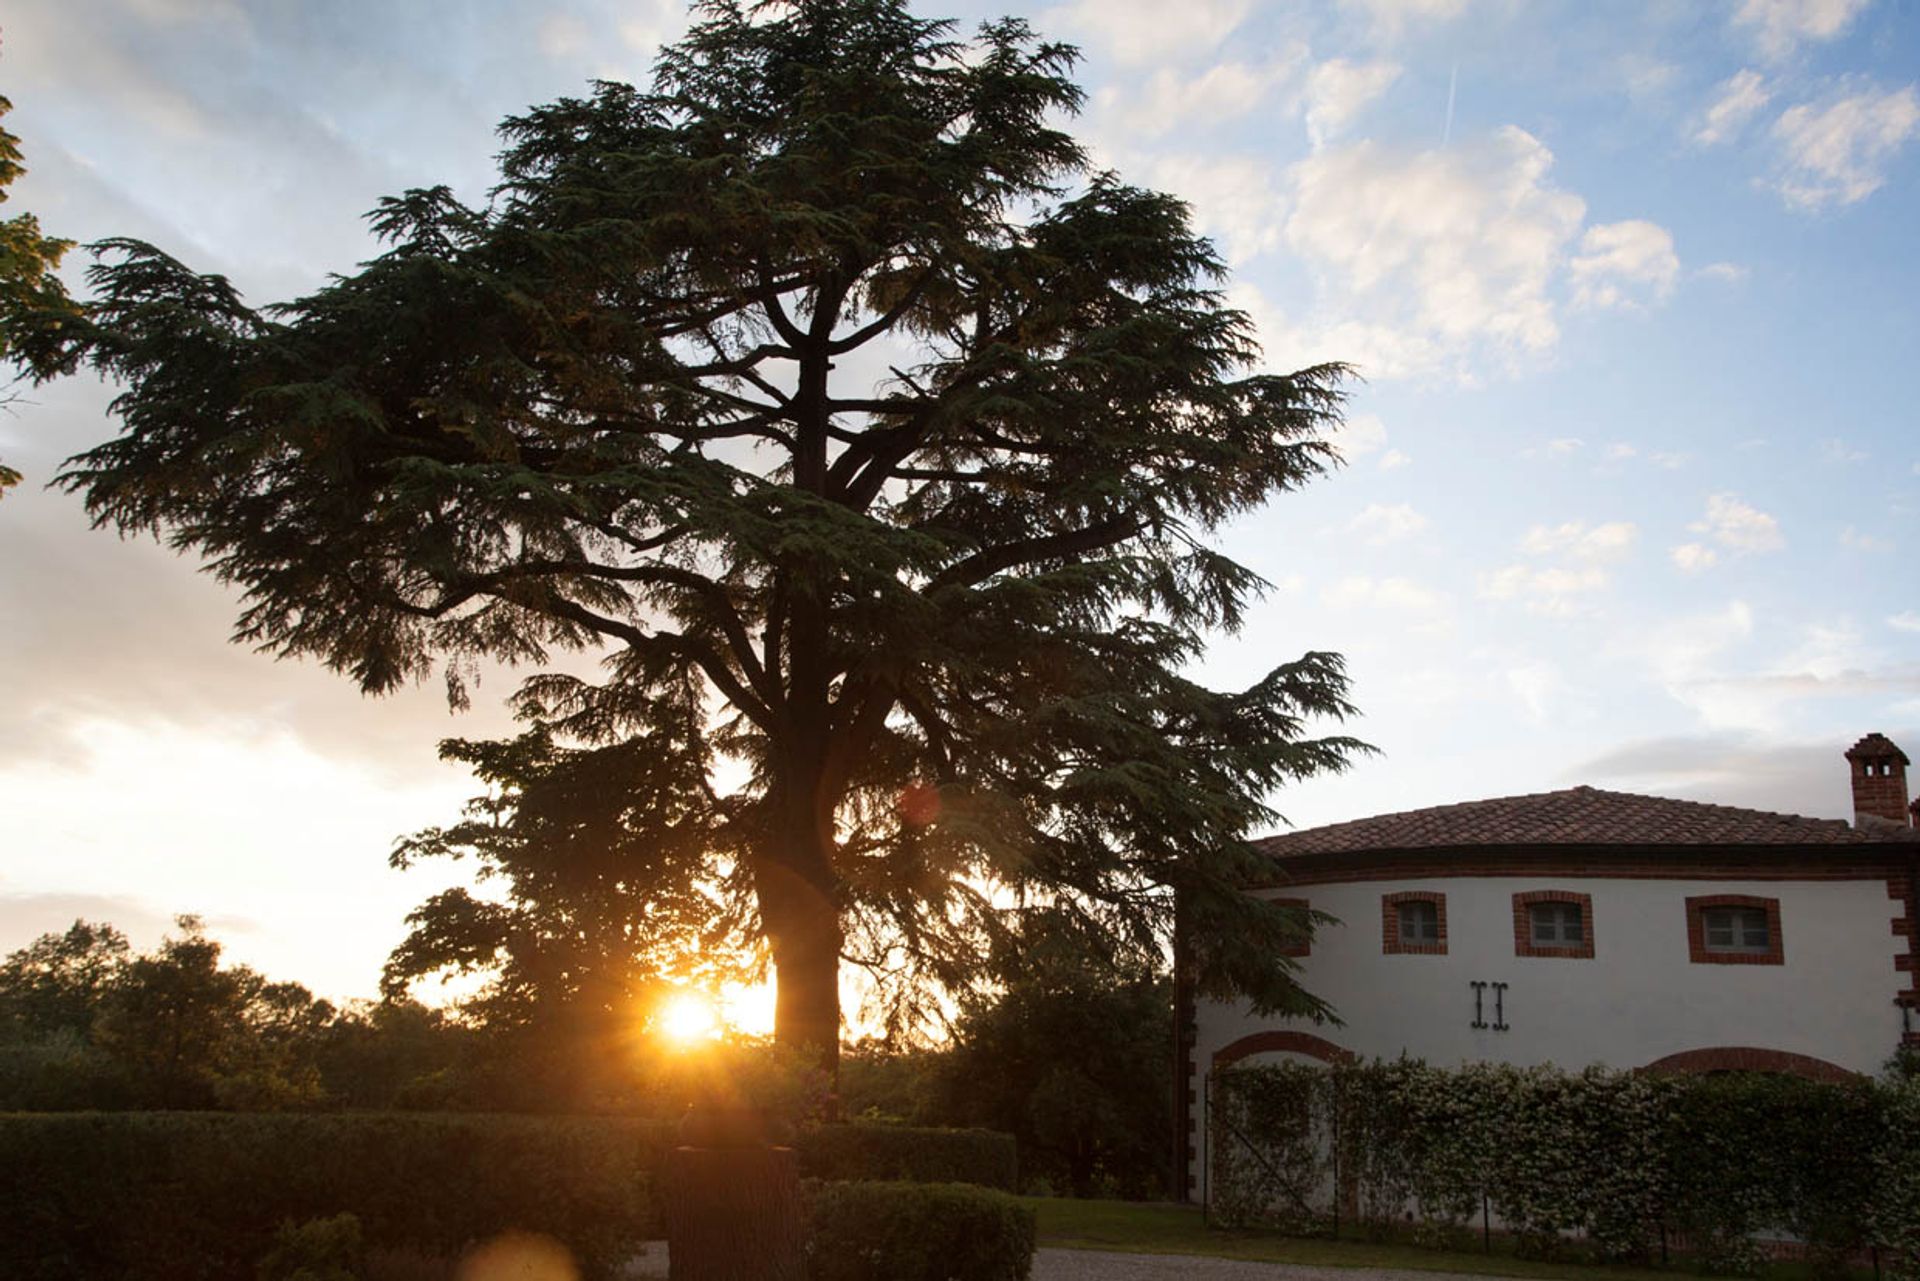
757 845 843 1084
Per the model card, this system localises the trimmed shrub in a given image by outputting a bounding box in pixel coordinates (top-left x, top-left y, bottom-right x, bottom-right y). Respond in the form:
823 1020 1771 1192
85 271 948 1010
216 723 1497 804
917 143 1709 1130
0 1112 653 1281
797 1123 1018 1191
803 1180 1034 1281
256 1214 363 1281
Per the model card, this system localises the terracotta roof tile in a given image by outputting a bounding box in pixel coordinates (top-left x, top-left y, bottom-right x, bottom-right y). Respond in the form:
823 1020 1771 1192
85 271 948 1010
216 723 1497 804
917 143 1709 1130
1257 785 1920 858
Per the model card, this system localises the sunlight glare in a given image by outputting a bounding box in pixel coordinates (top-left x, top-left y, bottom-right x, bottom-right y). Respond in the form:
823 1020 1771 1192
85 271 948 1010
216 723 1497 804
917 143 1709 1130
657 991 721 1045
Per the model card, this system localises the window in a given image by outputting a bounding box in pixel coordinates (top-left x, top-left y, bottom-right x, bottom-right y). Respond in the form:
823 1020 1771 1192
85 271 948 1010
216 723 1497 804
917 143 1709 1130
1512 890 1595 958
1401 900 1440 944
1382 892 1447 955
1702 906 1769 954
1531 901 1584 946
1687 895 1784 965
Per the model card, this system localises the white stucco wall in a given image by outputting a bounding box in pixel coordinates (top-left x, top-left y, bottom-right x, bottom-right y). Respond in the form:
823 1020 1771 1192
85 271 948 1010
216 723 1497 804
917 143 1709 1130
1198 875 1904 1075
1191 872 1907 1196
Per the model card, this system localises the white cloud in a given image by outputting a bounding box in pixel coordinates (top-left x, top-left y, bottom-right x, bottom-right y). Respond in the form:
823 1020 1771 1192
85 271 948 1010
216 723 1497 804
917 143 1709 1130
1341 0 1470 35
1695 69 1772 145
1605 442 1638 460
1520 521 1639 562
1841 526 1889 551
1734 0 1871 61
1671 543 1721 574
1477 564 1612 616
1631 600 1767 729
1771 86 1920 210
1138 152 1288 263
1690 493 1786 552
1507 661 1570 723
1568 220 1681 310
1820 437 1868 463
1378 448 1412 469
1324 412 1389 461
1890 611 1920 633
1305 59 1402 148
1046 0 1252 65
1277 128 1587 375
1698 262 1750 283
1323 575 1448 616
1650 450 1693 469
1346 502 1430 544
1620 56 1681 102
1522 437 1583 458
1099 53 1304 138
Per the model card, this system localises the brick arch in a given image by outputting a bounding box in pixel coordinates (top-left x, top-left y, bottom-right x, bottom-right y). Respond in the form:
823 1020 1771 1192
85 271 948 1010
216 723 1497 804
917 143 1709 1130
1641 1046 1858 1084
1212 1030 1355 1069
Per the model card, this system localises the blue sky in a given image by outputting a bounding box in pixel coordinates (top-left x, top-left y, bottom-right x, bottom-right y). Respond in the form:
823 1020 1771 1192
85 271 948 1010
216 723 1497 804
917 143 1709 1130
1 0 1915 1005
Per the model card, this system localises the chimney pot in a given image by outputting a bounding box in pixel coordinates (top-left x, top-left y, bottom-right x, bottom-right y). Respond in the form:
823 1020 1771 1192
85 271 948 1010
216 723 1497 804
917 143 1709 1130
1844 733 1912 828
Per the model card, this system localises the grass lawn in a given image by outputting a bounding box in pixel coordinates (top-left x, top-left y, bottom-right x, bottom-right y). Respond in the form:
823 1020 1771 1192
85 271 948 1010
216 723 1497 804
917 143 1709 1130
1023 1198 1872 1281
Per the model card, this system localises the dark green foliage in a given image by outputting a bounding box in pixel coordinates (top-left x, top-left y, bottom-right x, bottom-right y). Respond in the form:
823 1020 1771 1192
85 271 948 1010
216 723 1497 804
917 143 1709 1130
0 91 82 494
796 1122 1017 1190
0 1110 1018 1278
1665 1072 1879 1276
803 1180 1034 1281
0 1112 652 1281
0 917 342 1111
0 919 129 1041
22 0 1363 1060
936 926 1173 1197
1210 1060 1916 1275
256 1214 363 1281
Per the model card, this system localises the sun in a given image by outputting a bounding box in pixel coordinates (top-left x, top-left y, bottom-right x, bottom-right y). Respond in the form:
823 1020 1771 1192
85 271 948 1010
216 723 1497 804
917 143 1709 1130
656 991 721 1046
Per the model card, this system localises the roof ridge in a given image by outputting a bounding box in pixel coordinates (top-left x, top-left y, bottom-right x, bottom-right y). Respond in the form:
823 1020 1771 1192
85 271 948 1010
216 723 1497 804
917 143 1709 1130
1256 782 1906 855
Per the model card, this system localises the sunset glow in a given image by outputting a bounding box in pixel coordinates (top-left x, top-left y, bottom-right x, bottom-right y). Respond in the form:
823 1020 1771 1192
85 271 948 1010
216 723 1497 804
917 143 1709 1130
656 992 721 1046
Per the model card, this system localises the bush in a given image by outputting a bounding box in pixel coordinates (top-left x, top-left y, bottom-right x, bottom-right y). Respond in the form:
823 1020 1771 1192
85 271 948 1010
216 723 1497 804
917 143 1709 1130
1210 1059 1920 1274
256 1214 363 1281
803 1180 1034 1281
0 1112 654 1281
797 1122 1018 1191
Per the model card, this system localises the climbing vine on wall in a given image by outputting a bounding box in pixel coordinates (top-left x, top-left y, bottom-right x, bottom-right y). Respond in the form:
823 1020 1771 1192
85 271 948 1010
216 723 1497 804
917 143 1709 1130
1210 1060 1915 1278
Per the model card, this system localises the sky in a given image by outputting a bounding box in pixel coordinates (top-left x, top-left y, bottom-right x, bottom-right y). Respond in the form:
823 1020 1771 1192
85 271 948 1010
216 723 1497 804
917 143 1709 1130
1 0 1916 1011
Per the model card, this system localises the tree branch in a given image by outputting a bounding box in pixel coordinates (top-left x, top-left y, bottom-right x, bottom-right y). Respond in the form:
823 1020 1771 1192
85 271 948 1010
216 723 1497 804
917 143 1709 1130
927 514 1143 592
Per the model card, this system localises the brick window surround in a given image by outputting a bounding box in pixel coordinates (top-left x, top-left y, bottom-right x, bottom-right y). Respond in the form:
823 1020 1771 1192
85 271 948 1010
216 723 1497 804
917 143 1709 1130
1382 891 1447 955
1686 894 1785 965
1513 889 1596 959
1273 897 1312 957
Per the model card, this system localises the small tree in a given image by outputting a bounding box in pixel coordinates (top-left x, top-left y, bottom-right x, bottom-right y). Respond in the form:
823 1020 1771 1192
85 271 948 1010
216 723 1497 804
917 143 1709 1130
17 0 1362 1075
938 920 1172 1196
0 919 130 1043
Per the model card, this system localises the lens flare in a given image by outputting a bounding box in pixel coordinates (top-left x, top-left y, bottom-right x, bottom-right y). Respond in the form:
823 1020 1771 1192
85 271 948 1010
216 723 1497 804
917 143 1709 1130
457 1231 578 1281
657 991 720 1045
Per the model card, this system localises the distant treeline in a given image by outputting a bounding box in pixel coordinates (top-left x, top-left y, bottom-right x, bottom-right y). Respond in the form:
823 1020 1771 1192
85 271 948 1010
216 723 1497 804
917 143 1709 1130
0 915 1174 1199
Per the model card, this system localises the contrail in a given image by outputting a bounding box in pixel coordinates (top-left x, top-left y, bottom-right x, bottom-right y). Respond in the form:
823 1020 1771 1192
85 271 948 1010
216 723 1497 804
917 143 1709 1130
1442 62 1458 147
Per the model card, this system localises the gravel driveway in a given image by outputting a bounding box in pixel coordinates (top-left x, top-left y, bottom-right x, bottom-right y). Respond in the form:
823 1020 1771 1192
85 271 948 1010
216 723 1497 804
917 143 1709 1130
628 1243 1525 1280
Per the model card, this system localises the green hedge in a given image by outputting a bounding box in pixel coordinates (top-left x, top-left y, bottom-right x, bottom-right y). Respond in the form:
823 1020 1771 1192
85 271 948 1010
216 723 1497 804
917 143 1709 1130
0 1112 1018 1280
797 1123 1018 1191
0 1112 651 1281
1210 1060 1920 1278
804 1180 1035 1281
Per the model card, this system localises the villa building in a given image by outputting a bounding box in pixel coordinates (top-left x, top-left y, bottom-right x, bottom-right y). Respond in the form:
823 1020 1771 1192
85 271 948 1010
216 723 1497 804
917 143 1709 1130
1176 732 1920 1200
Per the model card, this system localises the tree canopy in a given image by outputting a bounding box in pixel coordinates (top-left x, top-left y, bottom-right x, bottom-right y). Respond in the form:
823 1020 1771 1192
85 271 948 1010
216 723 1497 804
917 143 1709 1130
19 0 1364 1073
0 91 81 496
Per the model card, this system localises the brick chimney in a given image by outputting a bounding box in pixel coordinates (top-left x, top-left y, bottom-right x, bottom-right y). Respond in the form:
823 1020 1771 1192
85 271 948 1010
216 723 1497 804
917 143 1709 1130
1845 733 1912 828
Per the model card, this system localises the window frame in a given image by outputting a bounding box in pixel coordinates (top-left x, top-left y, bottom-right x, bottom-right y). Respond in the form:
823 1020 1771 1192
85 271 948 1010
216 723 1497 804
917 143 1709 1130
1686 894 1784 965
1382 891 1448 955
1512 889 1596 959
